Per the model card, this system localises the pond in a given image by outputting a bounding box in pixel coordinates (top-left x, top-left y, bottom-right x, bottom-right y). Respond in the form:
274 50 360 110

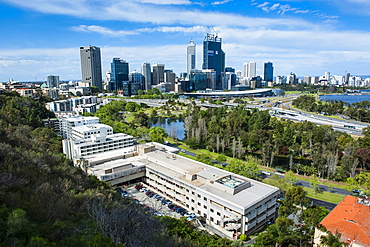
149 117 185 140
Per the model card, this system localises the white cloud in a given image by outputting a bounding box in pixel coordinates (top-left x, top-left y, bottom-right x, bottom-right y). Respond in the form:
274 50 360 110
1 0 315 29
2 27 370 81
71 25 139 37
137 25 209 33
132 0 192 4
71 25 209 37
211 0 232 5
257 2 298 14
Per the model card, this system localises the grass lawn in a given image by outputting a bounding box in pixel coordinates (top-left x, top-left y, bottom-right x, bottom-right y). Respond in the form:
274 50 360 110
303 187 345 204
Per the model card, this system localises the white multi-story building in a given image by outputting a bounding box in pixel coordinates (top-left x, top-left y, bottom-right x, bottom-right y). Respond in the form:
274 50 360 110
59 116 100 139
46 96 98 113
62 124 134 159
75 142 280 238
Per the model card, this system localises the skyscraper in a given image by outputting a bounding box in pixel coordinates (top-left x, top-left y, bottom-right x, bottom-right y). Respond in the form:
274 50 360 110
242 62 249 78
46 75 60 88
263 61 274 82
142 62 152 90
152 63 165 85
110 58 129 91
247 61 256 79
187 39 196 75
202 33 225 89
80 46 102 90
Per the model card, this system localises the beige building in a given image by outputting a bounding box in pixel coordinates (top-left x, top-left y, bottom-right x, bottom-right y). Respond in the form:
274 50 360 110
75 142 280 238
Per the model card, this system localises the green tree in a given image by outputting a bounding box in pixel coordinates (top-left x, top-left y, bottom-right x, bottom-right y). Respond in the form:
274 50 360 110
216 154 227 164
310 175 323 195
149 127 168 143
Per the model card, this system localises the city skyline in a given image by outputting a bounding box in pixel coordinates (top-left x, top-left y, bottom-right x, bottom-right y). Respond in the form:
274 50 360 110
1 0 370 81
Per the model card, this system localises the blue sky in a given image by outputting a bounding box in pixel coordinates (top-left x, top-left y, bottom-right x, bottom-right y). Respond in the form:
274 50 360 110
1 0 370 81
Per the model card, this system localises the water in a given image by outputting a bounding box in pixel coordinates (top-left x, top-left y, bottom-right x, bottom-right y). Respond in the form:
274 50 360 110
319 91 370 104
149 117 185 140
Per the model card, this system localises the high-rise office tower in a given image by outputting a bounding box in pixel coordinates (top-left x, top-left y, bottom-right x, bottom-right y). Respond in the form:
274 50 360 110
129 71 143 84
189 70 207 91
164 69 176 83
187 40 196 75
344 72 350 84
247 61 257 79
152 63 165 85
202 33 225 89
142 62 152 90
110 58 129 91
263 62 274 82
80 46 102 90
46 75 60 88
243 62 249 78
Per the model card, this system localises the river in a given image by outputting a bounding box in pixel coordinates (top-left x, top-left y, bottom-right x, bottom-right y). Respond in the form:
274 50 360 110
319 90 370 104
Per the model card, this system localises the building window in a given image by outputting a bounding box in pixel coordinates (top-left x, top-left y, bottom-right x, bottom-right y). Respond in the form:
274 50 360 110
191 199 194 203
204 205 207 209
204 197 207 201
217 212 221 216
186 197 189 200
198 194 201 198
198 210 201 214
210 217 214 222
198 202 201 206
204 213 207 218
210 209 214 213
192 191 195 195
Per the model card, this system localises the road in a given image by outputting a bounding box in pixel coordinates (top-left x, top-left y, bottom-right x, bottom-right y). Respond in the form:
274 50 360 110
276 100 369 136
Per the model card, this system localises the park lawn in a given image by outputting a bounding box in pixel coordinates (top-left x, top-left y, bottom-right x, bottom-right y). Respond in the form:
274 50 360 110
303 187 345 204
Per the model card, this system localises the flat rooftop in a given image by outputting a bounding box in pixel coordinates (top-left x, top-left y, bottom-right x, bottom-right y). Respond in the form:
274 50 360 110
144 149 279 210
82 145 279 210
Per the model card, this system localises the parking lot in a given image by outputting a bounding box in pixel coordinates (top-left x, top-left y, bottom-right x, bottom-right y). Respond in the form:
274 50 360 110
121 184 197 220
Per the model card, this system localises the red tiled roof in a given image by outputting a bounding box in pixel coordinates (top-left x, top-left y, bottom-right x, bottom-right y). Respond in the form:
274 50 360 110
320 195 370 246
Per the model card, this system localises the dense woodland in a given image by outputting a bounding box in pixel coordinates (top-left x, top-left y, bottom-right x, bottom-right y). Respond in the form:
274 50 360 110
0 92 238 247
184 102 370 181
293 94 370 122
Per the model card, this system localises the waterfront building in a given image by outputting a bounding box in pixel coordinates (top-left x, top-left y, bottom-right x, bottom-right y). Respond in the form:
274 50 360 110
79 46 102 90
187 39 196 75
202 33 225 89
